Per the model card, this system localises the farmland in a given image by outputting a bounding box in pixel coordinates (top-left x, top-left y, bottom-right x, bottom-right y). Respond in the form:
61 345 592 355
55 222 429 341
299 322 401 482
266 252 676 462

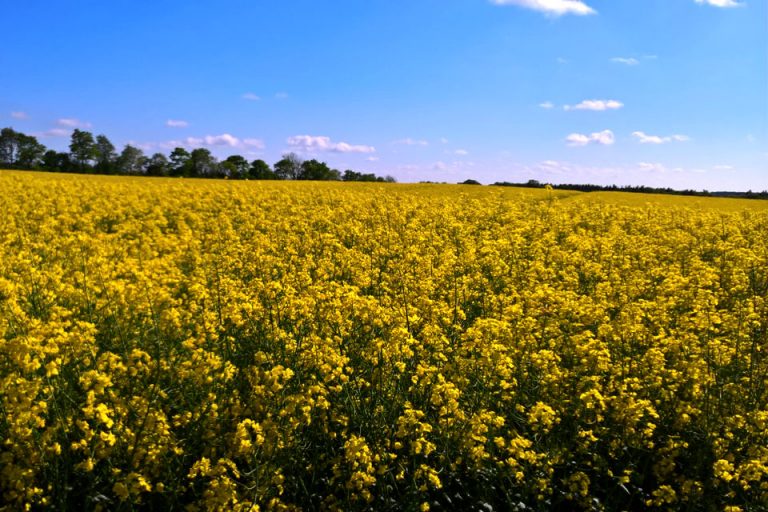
1 171 767 510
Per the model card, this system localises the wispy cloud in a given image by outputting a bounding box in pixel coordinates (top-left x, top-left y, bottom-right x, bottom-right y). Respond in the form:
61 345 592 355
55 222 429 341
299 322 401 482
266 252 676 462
38 128 70 138
166 119 189 128
564 99 623 111
539 101 555 109
490 0 596 16
242 93 261 101
57 118 92 128
287 135 375 154
611 57 639 66
712 164 735 171
454 149 469 156
694 0 743 8
275 92 289 100
566 129 615 146
394 138 429 146
162 134 265 150
11 111 28 120
632 131 690 144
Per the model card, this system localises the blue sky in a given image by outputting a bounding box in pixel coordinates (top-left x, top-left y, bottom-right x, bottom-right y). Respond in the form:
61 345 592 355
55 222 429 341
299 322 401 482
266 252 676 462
1 0 766 189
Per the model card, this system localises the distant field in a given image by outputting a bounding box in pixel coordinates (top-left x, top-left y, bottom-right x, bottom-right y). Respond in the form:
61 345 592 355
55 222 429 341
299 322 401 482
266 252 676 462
1 170 767 510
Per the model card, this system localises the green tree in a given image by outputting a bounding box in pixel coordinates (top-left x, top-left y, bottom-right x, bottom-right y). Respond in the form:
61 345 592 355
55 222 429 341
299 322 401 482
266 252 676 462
16 133 45 169
274 153 303 180
94 134 117 174
116 145 146 174
300 159 340 181
223 155 249 179
69 129 97 171
249 159 277 180
0 128 46 169
169 147 191 176
145 153 171 176
41 150 71 172
189 148 217 178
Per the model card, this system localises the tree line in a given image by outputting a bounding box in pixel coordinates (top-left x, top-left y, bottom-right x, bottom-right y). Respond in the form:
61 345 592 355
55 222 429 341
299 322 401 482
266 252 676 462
0 127 396 182
490 179 768 200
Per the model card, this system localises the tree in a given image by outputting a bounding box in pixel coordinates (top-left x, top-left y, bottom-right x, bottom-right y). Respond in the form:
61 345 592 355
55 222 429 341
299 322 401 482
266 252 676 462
0 128 18 166
94 134 117 174
41 150 71 172
0 128 45 169
189 148 217 178
299 159 341 181
169 147 191 176
116 145 146 175
274 153 303 180
145 153 171 176
222 155 250 179
249 159 277 180
69 129 97 171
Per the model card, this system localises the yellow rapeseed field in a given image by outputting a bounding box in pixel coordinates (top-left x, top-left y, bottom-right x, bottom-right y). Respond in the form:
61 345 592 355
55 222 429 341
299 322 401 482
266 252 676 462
1 171 767 511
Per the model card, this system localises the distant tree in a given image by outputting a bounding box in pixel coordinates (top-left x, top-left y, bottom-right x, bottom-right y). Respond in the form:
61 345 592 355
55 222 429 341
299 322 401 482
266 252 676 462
0 128 19 166
116 145 146 174
249 159 277 180
274 153 303 180
169 147 191 176
300 159 340 181
94 134 117 174
41 150 71 172
16 133 45 169
223 155 250 179
145 153 171 176
69 129 97 171
189 148 217 178
0 128 46 169
384 175 397 183
460 179 481 185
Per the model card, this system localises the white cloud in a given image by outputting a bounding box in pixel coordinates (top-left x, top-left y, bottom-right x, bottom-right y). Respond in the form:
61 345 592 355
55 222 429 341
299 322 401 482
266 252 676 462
11 111 28 120
566 129 615 146
57 118 92 128
394 138 429 146
454 149 469 156
695 0 743 8
275 92 289 99
632 131 690 144
166 119 189 128
539 101 555 109
38 128 70 137
637 162 668 173
440 137 449 144
557 57 569 64
242 138 265 149
367 156 380 162
611 57 639 66
564 99 624 111
242 93 261 101
433 161 448 171
163 133 265 150
490 0 596 16
712 164 735 171
287 135 375 154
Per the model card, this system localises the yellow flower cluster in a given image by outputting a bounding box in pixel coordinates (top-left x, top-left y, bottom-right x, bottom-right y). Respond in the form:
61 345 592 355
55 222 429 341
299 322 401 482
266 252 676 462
1 171 767 510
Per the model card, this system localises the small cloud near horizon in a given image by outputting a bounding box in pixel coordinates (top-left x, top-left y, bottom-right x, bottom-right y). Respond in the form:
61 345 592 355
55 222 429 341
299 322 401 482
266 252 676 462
564 100 623 111
566 130 615 146
57 118 92 128
287 135 375 154
632 131 690 144
490 0 596 16
166 119 189 128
